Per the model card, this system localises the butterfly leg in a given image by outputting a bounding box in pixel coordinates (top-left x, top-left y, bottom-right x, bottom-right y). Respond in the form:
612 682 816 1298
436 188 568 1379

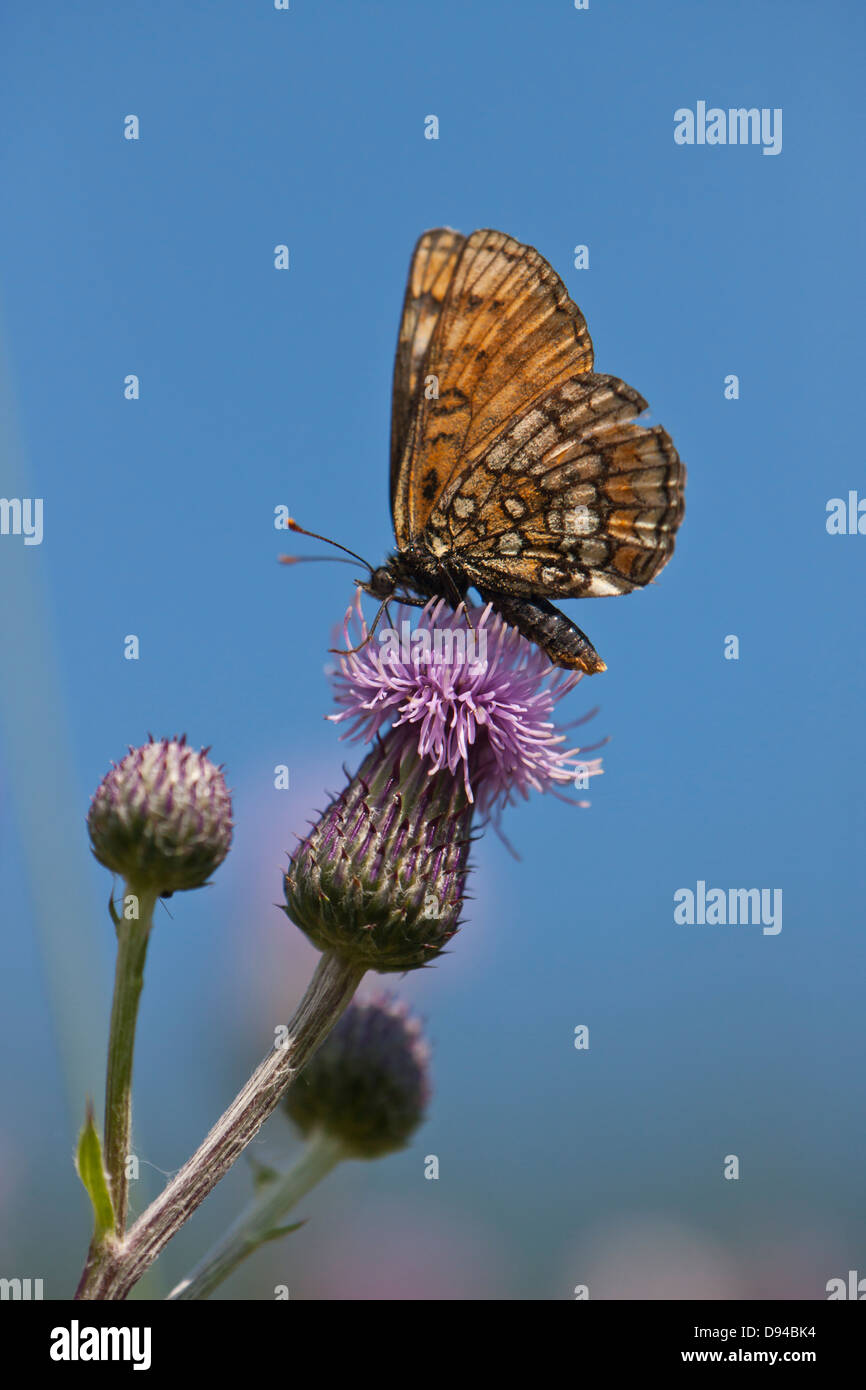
330 597 392 656
480 592 607 675
330 588 435 656
388 591 430 609
437 563 474 627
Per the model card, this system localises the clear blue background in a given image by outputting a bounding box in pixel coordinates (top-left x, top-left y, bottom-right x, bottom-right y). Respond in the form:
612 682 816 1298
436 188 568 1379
1 0 863 1300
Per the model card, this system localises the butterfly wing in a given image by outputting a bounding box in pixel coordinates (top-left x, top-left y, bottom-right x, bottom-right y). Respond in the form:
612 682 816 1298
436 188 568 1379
423 373 686 598
392 229 595 547
390 228 467 537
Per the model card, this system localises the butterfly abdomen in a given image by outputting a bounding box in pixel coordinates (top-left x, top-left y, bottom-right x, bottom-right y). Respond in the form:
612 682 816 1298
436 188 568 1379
480 592 607 675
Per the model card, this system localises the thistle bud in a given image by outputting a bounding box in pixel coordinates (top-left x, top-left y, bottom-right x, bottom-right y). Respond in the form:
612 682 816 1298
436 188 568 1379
88 736 233 894
283 736 472 973
285 996 430 1158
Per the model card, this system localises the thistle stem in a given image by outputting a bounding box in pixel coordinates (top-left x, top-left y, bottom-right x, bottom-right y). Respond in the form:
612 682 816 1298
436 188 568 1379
167 1129 347 1300
74 950 364 1300
104 885 158 1234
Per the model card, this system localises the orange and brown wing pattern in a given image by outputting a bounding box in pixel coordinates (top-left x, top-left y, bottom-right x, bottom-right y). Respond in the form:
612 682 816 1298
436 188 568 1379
423 373 685 598
390 228 466 537
393 229 595 545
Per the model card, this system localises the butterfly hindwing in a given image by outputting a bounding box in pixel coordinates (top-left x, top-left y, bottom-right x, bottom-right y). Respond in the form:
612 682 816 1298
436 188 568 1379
422 372 685 598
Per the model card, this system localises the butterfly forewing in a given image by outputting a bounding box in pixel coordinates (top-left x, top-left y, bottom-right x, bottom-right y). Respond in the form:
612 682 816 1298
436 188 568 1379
390 228 467 532
394 229 596 543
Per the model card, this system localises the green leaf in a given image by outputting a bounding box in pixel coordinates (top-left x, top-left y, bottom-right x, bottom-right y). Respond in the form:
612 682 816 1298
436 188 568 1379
75 1101 115 1239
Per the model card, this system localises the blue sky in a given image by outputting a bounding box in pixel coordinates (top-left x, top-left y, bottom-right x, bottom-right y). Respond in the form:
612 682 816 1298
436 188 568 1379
1 0 863 1299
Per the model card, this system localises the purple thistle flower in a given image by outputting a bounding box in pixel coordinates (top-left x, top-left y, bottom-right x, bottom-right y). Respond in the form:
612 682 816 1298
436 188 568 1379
88 735 233 895
329 595 603 819
284 597 603 973
284 738 472 972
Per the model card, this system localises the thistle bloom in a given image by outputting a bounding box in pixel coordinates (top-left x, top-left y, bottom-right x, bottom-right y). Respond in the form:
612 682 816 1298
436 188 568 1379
283 598 601 973
285 996 430 1159
329 596 602 818
88 735 233 895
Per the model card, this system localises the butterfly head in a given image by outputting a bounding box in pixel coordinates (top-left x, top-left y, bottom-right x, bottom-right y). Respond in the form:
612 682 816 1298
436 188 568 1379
362 564 399 601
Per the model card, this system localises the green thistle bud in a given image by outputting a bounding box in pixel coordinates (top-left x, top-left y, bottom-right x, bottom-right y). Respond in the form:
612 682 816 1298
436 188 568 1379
88 735 233 894
283 735 472 973
285 996 430 1158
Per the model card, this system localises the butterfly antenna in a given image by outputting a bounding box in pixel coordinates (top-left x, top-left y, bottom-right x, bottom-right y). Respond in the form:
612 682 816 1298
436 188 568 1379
278 554 359 567
285 518 374 572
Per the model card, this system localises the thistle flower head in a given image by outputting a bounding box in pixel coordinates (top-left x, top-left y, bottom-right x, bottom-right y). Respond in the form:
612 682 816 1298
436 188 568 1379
329 596 602 818
284 996 430 1159
88 736 233 894
284 738 471 972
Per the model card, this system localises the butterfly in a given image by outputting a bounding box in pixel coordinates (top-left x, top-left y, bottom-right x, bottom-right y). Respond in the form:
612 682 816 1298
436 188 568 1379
294 227 685 674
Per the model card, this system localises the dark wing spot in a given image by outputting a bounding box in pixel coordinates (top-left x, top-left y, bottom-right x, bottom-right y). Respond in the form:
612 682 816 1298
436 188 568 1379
421 468 439 501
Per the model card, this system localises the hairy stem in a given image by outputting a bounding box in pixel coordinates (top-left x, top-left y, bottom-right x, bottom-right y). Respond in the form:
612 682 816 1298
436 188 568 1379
104 886 158 1233
74 951 363 1300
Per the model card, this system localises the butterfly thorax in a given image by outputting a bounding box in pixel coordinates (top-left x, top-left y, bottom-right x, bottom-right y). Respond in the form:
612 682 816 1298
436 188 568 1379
363 548 470 608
